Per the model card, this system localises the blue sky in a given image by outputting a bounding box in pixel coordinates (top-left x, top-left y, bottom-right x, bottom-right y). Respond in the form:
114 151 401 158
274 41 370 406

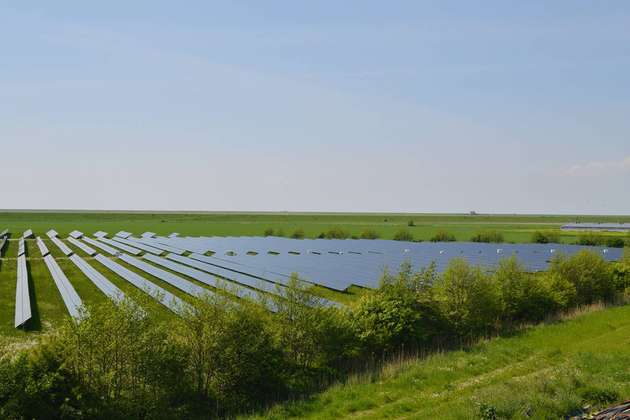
1 1 629 213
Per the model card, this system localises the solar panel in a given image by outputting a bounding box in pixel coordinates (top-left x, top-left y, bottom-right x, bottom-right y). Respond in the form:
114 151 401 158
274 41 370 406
69 230 84 239
94 231 108 238
119 254 211 298
168 233 179 238
23 229 34 239
18 238 26 257
167 254 283 297
36 237 50 257
141 232 156 238
142 253 273 307
129 236 186 255
93 254 190 315
15 255 32 327
68 254 125 302
0 229 8 238
67 237 97 256
46 229 59 238
81 237 120 256
50 237 74 256
43 255 83 319
96 237 142 255
115 231 133 239
113 237 163 255
0 237 6 257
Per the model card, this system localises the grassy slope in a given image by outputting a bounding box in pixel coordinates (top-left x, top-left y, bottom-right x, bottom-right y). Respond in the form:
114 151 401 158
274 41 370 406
250 304 630 419
1 211 629 243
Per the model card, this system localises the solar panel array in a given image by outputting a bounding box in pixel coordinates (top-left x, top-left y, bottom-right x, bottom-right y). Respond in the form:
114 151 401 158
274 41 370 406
97 237 141 255
145 235 624 291
67 236 97 256
82 236 120 256
113 236 163 255
15 254 31 327
561 223 630 232
23 229 34 238
93 253 190 315
12 227 624 328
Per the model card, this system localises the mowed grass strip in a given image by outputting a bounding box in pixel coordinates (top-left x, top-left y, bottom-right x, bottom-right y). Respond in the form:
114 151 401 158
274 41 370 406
250 304 630 419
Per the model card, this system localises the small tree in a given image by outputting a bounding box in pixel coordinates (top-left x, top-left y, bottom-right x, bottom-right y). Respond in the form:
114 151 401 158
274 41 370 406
430 230 456 242
360 229 379 240
263 228 275 237
433 258 502 341
549 250 615 305
291 228 305 239
471 231 504 243
393 229 413 242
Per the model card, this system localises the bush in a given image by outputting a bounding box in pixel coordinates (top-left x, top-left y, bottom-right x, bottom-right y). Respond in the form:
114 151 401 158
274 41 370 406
350 263 445 354
264 228 275 237
549 250 616 305
407 220 415 227
271 276 357 390
531 231 560 244
291 229 305 239
393 229 413 242
430 230 456 242
175 296 284 414
470 231 504 243
325 227 350 239
496 257 574 324
360 229 380 240
576 232 605 246
605 237 625 248
433 258 502 340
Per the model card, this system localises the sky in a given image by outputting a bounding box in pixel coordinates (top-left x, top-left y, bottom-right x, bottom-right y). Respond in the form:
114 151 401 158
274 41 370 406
1 1 629 214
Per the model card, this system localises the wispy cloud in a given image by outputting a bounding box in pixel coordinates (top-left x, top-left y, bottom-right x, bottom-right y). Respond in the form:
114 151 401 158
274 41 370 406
563 155 630 176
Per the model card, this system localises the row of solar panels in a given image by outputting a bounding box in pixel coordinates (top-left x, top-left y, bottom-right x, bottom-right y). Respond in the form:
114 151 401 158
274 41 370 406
134 234 624 291
13 230 332 328
57 231 622 292
561 223 630 232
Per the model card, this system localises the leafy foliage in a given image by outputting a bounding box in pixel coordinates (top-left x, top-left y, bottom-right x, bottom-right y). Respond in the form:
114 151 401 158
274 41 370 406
430 230 456 242
471 230 505 243
392 229 413 241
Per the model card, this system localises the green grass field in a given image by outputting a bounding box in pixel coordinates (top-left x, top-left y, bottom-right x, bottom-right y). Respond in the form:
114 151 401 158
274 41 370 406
248 303 630 419
1 211 630 243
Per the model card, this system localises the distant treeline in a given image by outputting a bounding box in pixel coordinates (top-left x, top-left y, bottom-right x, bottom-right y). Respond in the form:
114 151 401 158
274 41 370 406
1 250 629 419
264 226 630 247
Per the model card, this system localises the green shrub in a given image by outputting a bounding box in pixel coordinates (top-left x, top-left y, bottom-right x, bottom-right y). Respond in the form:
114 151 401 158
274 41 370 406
360 229 380 240
605 237 625 248
433 258 502 340
325 227 350 239
549 250 616 305
291 228 305 239
350 263 445 354
531 231 560 244
496 257 574 324
430 230 456 242
407 220 415 227
393 229 413 241
576 232 605 246
471 231 504 243
264 228 275 237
